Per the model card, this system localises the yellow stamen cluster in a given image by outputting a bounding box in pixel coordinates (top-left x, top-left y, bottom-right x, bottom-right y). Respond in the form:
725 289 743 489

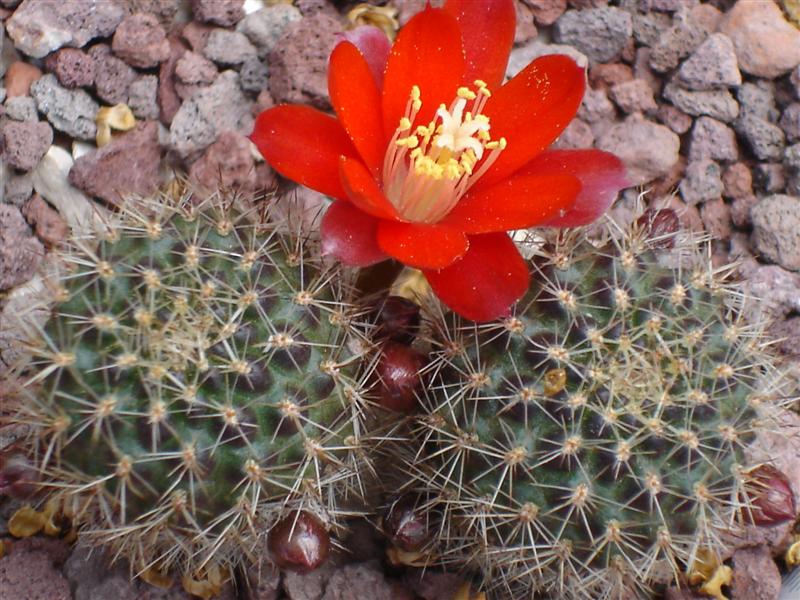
382 82 506 223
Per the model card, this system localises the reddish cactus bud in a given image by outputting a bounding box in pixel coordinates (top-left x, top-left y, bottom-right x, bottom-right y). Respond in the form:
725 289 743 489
0 454 38 499
376 342 426 413
636 208 679 249
743 464 796 526
375 296 420 344
384 495 429 552
268 512 330 572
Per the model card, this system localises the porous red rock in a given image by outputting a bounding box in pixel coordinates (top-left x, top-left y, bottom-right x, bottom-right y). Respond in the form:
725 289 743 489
525 0 567 26
0 538 71 600
1 120 54 171
267 13 341 109
111 12 170 69
597 115 680 185
88 44 136 105
188 130 261 197
0 204 44 291
68 121 163 206
43 48 95 88
722 163 753 199
157 34 188 126
191 0 245 27
22 194 68 246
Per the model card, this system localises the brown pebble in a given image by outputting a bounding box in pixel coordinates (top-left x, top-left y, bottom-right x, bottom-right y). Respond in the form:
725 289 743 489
4 62 42 97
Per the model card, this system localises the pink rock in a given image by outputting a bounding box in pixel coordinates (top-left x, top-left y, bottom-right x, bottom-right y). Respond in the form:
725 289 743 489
191 0 245 27
157 34 188 126
4 61 42 97
525 0 567 26
89 44 136 105
188 131 262 198
112 12 170 69
700 198 732 240
589 63 633 91
514 1 538 44
656 104 693 134
719 0 800 79
253 89 275 116
175 50 217 85
722 163 753 199
609 78 657 114
731 546 782 600
552 118 594 149
22 194 68 246
267 13 342 109
43 48 95 88
0 204 44 291
1 121 53 171
730 194 757 228
181 20 214 52
69 121 163 206
0 541 71 600
597 116 680 186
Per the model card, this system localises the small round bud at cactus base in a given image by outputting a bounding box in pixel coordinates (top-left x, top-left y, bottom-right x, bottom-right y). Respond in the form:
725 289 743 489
376 342 426 413
743 464 797 526
268 511 330 572
383 495 429 552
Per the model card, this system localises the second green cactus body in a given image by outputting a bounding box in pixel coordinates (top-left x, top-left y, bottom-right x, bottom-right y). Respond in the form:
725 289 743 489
16 195 374 572
406 220 785 599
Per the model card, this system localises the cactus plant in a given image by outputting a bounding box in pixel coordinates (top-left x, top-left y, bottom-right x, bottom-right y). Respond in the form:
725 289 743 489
10 192 377 575
401 212 795 599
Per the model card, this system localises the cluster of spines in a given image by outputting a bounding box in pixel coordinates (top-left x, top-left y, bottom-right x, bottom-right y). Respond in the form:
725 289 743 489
397 222 789 600
14 193 378 574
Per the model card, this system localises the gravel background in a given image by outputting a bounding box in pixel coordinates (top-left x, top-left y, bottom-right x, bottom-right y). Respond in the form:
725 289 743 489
1 0 799 599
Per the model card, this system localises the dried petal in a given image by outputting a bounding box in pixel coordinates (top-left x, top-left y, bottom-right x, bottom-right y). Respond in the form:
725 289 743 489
268 512 330 572
375 342 426 413
384 495 429 552
8 504 46 538
743 464 796 525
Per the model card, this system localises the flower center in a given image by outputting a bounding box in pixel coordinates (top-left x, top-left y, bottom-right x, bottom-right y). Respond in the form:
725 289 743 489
382 81 506 224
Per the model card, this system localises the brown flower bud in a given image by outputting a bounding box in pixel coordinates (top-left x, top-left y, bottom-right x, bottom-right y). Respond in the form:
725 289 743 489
743 464 796 526
268 512 330 572
376 342 425 413
0 454 38 499
384 495 429 552
375 295 420 344
636 208 679 249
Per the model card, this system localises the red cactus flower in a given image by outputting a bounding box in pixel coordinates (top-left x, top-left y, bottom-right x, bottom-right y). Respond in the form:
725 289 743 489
250 0 627 322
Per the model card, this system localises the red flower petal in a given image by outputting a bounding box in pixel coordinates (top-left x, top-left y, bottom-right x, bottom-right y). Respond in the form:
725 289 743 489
443 0 515 89
381 7 465 136
329 41 387 175
377 220 469 270
339 156 398 220
520 149 629 228
475 55 586 193
440 174 581 234
424 233 529 322
321 201 388 267
341 25 392 89
250 105 357 200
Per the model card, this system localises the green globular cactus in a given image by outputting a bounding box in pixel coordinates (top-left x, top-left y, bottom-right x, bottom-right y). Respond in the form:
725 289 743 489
403 215 793 600
12 193 375 574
